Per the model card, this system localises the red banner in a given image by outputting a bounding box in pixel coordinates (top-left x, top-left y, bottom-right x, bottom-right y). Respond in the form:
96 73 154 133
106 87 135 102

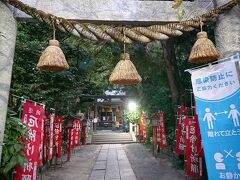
140 112 148 142
74 119 81 147
70 127 75 149
158 112 167 148
193 99 204 157
15 101 44 180
193 115 204 157
38 112 45 167
55 116 63 158
185 117 202 179
43 116 49 162
48 113 55 160
175 106 188 155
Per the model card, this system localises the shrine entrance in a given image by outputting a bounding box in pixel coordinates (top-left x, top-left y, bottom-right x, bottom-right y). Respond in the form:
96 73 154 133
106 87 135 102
0 0 239 180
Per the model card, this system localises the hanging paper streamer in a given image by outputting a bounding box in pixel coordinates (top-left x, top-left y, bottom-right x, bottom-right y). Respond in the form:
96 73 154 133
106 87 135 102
185 117 203 178
158 112 168 148
190 54 240 180
55 116 63 158
15 101 44 180
140 112 148 142
175 106 189 155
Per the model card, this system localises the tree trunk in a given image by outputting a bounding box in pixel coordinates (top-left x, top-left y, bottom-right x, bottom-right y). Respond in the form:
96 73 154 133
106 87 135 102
161 39 181 108
215 3 240 57
0 2 17 163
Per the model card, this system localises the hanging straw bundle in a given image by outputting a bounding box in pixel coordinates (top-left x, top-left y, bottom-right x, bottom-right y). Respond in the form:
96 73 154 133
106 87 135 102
189 19 220 64
109 53 142 85
37 39 69 71
37 22 69 71
189 31 220 64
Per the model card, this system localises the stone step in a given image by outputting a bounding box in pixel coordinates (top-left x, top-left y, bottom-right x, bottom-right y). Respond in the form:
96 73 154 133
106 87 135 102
91 141 135 144
91 133 134 144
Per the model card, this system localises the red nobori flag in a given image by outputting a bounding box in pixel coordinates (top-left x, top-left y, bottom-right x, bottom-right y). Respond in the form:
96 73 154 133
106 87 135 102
158 112 168 148
48 113 55 160
74 119 81 147
193 115 204 157
175 106 188 155
185 117 202 179
43 116 49 162
15 101 44 180
55 116 63 158
193 99 204 157
140 112 148 142
70 127 76 149
38 113 45 167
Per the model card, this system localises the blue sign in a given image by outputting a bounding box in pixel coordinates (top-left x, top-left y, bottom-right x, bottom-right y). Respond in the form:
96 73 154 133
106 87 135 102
191 54 240 180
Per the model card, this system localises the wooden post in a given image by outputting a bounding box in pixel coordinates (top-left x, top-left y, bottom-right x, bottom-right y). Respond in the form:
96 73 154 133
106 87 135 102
67 127 72 161
153 127 158 157
0 1 17 164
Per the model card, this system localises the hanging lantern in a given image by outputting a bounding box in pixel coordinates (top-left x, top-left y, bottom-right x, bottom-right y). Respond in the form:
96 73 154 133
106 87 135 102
109 53 142 85
189 19 220 64
37 39 69 71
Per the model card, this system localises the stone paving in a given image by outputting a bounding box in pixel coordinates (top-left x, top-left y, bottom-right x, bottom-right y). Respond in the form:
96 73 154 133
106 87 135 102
42 143 184 180
123 144 185 180
89 144 136 180
42 145 101 180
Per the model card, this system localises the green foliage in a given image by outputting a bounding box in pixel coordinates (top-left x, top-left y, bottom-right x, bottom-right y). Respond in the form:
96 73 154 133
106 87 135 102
124 107 142 124
0 109 28 179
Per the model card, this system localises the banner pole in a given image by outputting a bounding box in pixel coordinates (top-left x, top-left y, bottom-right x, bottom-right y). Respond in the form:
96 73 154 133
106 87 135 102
173 106 178 168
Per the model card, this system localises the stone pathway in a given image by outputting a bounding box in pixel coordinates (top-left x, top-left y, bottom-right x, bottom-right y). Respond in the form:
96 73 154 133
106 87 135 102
42 143 184 180
42 145 101 180
89 144 136 180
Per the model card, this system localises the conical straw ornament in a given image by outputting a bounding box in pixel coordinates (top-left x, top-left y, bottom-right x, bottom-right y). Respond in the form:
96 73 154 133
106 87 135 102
189 31 220 64
109 53 142 85
37 39 69 71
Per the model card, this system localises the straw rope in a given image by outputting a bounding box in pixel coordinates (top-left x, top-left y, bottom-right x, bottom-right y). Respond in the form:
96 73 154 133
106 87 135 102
3 0 240 43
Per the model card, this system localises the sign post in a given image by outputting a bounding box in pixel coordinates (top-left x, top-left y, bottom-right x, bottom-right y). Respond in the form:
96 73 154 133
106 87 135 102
190 54 240 180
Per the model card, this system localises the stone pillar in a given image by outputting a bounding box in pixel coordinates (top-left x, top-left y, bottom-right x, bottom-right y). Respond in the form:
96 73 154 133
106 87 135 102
215 3 240 58
0 2 17 163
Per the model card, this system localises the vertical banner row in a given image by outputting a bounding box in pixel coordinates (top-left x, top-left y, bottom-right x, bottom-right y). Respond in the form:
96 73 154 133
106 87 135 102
191 55 240 179
15 101 45 180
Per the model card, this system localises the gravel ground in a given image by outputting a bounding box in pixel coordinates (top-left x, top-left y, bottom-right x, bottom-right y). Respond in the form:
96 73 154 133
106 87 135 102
123 143 185 180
